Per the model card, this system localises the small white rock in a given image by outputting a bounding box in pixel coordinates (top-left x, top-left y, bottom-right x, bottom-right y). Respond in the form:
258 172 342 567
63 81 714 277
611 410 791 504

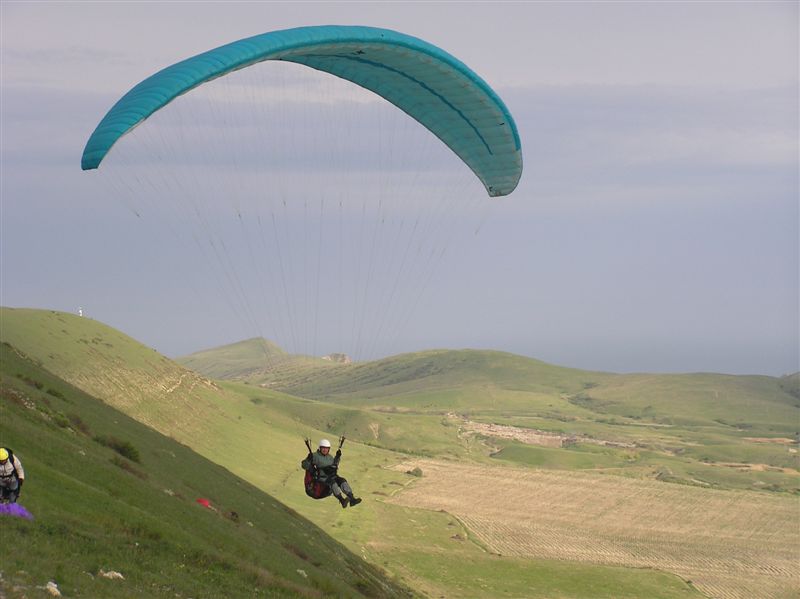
99 569 125 580
46 581 62 596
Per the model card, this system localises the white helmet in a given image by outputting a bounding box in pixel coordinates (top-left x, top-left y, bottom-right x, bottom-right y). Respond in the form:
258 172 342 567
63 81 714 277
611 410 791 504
319 439 332 448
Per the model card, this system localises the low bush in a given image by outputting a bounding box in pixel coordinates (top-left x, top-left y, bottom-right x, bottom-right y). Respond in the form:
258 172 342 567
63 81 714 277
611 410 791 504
68 413 91 436
16 374 43 390
94 435 141 463
111 455 147 479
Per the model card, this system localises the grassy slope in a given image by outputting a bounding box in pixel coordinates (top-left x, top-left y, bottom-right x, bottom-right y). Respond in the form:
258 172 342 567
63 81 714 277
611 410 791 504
583 372 799 428
0 307 226 439
0 307 703 598
0 343 410 599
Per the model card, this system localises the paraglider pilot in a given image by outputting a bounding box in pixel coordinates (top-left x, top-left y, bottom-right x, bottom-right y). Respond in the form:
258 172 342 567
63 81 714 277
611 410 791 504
302 437 362 508
0 448 25 503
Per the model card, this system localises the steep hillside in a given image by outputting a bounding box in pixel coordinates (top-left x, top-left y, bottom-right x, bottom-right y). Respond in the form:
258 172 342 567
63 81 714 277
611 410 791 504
0 307 223 437
0 342 411 598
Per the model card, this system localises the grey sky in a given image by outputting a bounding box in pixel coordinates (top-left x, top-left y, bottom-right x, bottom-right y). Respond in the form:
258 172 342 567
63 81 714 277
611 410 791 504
1 2 797 375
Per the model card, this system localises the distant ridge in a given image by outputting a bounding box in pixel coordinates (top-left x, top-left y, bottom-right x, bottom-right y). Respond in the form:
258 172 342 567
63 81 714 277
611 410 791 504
176 337 292 380
179 337 613 399
258 348 610 400
176 336 799 431
779 372 800 400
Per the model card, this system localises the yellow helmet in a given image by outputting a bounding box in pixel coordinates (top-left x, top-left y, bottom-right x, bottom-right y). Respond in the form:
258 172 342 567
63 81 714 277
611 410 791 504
0 448 8 461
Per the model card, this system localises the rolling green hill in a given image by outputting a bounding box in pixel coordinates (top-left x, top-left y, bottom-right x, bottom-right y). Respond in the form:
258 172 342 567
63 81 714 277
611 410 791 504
177 337 296 380
182 342 610 399
183 336 799 435
0 307 715 598
0 342 410 598
177 330 800 495
258 348 610 399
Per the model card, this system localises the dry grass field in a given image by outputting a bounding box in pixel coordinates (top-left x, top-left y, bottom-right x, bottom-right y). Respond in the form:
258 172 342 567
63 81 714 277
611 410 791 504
388 460 799 599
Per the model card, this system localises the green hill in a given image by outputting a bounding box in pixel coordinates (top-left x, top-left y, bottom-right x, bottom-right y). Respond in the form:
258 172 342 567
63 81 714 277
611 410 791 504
185 339 799 435
2 307 795 598
177 337 295 380
0 342 410 598
178 332 799 496
0 307 224 437
177 339 611 399
255 348 610 399
0 307 715 598
780 372 800 400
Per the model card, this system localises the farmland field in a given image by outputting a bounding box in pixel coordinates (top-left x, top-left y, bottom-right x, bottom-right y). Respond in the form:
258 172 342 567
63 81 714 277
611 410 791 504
388 459 800 599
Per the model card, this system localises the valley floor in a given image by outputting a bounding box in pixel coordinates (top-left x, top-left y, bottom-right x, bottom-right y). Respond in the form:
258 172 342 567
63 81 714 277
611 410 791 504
386 459 800 599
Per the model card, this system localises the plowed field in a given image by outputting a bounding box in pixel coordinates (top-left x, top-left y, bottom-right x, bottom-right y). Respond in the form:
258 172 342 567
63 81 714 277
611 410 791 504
388 460 799 599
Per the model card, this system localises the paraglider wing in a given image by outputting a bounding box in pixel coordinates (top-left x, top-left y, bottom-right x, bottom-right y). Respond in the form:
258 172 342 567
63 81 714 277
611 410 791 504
81 25 522 196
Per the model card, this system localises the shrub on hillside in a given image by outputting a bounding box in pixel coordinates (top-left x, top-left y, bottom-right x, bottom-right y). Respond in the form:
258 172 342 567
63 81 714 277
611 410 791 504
16 374 43 390
68 413 91 436
111 456 147 479
52 412 71 429
46 388 66 400
94 435 141 463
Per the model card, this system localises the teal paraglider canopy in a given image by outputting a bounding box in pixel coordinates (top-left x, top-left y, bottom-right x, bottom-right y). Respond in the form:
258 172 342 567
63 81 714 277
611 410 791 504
81 25 522 196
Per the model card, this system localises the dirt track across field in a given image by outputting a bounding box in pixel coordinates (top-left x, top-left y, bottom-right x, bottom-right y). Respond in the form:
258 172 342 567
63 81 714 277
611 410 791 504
388 459 800 599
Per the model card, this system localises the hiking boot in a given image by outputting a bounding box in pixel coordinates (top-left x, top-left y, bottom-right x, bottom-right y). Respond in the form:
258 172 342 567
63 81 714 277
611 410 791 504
348 496 362 507
337 495 349 509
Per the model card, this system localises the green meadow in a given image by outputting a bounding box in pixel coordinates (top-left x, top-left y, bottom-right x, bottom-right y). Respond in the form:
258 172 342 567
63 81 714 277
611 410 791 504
3 307 798 597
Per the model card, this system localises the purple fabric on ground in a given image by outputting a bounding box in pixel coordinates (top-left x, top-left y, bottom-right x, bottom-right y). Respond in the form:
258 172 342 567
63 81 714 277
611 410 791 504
0 503 33 519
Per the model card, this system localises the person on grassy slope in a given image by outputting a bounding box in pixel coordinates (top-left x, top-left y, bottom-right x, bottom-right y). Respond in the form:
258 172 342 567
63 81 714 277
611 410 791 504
0 448 25 503
302 438 362 508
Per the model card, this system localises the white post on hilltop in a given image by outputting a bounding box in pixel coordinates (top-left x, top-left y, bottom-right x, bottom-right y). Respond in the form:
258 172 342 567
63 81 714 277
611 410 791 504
78 307 83 317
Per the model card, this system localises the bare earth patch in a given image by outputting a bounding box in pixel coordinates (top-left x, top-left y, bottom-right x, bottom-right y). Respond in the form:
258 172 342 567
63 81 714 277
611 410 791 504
388 459 800 599
744 437 797 445
701 461 799 475
460 419 637 449
460 421 570 448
